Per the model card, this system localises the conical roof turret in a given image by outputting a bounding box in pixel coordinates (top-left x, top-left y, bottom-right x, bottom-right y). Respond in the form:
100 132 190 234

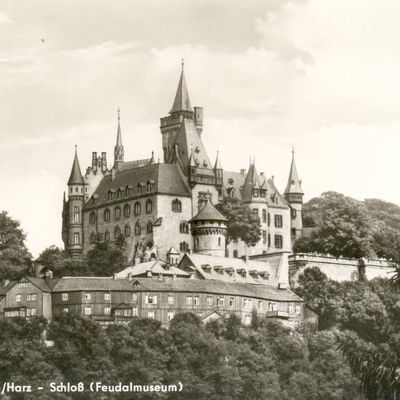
170 61 193 113
190 200 227 223
213 151 222 170
284 149 303 195
67 146 84 185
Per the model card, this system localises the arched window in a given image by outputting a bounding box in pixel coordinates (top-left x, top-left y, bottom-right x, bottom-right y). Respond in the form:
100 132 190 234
89 232 96 244
89 211 96 224
104 231 110 241
104 208 111 222
108 191 113 200
218 237 221 246
233 250 238 258
147 221 153 233
134 202 141 216
137 183 144 195
114 225 121 239
172 199 182 213
123 204 131 217
117 189 122 198
195 238 199 248
179 221 189 233
124 224 131 237
179 242 189 252
114 206 121 219
135 221 141 235
146 199 152 214
146 181 151 192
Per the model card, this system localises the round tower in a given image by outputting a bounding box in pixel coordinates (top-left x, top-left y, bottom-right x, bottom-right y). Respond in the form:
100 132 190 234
190 200 227 257
66 146 85 258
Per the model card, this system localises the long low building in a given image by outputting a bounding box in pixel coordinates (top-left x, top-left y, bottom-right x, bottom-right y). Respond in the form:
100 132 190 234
0 274 316 328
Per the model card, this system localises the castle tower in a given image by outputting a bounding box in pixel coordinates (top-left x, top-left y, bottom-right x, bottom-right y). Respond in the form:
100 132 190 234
66 146 85 258
114 108 124 170
190 200 227 257
284 148 304 246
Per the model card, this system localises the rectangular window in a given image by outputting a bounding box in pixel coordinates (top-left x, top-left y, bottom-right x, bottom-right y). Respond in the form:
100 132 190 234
207 296 213 306
267 213 270 226
84 293 91 301
291 208 297 219
27 294 37 301
167 295 174 305
258 301 263 310
274 215 283 228
104 293 111 301
132 307 138 316
104 306 111 315
167 311 175 321
63 308 69 313
84 306 92 315
186 296 193 305
73 206 81 223
193 296 200 306
62 293 68 301
295 305 301 315
262 230 266 244
123 309 130 316
16 294 22 303
268 234 271 247
252 208 259 215
27 308 37 316
288 305 294 314
132 293 137 302
217 297 225 307
148 310 155 319
262 209 267 223
145 295 157 305
229 297 235 307
274 235 283 249
74 232 80 245
18 282 29 288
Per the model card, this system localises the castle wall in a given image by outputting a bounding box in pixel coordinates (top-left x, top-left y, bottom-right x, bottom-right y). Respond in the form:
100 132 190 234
289 253 396 287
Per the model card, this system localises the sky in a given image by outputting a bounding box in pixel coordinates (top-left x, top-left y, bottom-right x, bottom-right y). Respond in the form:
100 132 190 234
1 0 400 257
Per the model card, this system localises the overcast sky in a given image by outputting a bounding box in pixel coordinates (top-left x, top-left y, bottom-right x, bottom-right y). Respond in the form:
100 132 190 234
1 0 400 257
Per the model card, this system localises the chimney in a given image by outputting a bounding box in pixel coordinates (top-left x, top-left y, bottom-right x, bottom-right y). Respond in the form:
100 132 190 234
92 152 97 168
127 272 132 281
101 152 107 171
172 273 177 281
240 169 246 175
45 270 53 280
194 106 203 136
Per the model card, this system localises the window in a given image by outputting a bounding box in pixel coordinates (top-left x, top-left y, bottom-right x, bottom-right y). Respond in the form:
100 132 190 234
147 221 153 233
89 232 96 244
84 306 92 315
108 191 113 200
124 309 130 316
253 189 259 197
132 306 138 316
125 224 131 237
89 211 96 224
295 305 301 315
253 208 258 215
132 293 138 302
180 242 189 252
104 293 111 301
288 305 294 314
117 189 122 198
104 231 110 241
262 209 267 223
135 221 141 235
145 295 157 304
167 296 174 305
258 301 263 310
193 296 200 306
291 228 296 238
233 250 238 258
137 184 144 195
27 294 37 302
172 199 182 213
268 302 277 311
74 232 80 245
217 297 225 307
291 208 297 219
195 237 199 248
148 310 155 319
167 311 175 321
146 199 152 214
267 213 270 226
104 208 111 222
274 235 283 249
73 206 80 223
27 308 37 316
229 297 235 307
114 206 121 219
18 282 29 288
179 221 189 234
244 314 251 325
104 306 111 315
63 308 69 313
186 296 193 305
268 234 271 247
134 202 141 216
84 293 91 301
274 215 283 228
114 225 121 239
262 230 266 244
207 296 213 306
62 293 68 301
123 204 131 217
218 237 221 246
16 294 22 302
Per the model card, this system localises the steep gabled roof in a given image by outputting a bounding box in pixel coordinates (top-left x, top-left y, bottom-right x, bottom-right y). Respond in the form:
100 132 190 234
170 67 193 113
67 147 84 185
284 151 303 195
190 201 227 222
241 163 263 202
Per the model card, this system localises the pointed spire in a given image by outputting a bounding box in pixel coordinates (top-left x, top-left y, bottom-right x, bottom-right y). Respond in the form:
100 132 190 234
114 107 124 169
189 148 196 167
67 145 84 185
213 151 222 170
116 107 122 147
284 148 303 194
170 61 193 113
242 161 262 202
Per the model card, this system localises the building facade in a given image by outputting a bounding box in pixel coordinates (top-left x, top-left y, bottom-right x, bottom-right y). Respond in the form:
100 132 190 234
61 65 304 262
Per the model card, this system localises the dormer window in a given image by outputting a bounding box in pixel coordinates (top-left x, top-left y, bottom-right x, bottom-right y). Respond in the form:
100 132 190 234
108 191 113 200
253 189 259 197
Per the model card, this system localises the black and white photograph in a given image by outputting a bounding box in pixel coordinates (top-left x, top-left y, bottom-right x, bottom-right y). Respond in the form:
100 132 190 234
0 1 399 399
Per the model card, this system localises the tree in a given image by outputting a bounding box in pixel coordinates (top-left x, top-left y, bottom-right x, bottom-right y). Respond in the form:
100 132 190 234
36 245 66 272
0 211 32 280
215 197 261 247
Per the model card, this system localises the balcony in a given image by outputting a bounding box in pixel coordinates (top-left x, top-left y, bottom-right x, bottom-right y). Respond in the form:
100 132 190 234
266 310 289 319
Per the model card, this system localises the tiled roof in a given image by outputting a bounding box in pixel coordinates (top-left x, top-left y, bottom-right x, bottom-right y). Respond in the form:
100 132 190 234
180 253 281 287
114 260 189 279
190 201 227 222
67 148 84 185
51 277 133 292
170 68 193 113
284 151 303 195
87 163 191 207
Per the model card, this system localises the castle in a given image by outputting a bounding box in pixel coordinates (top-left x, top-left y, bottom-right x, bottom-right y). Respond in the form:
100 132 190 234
61 64 304 263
